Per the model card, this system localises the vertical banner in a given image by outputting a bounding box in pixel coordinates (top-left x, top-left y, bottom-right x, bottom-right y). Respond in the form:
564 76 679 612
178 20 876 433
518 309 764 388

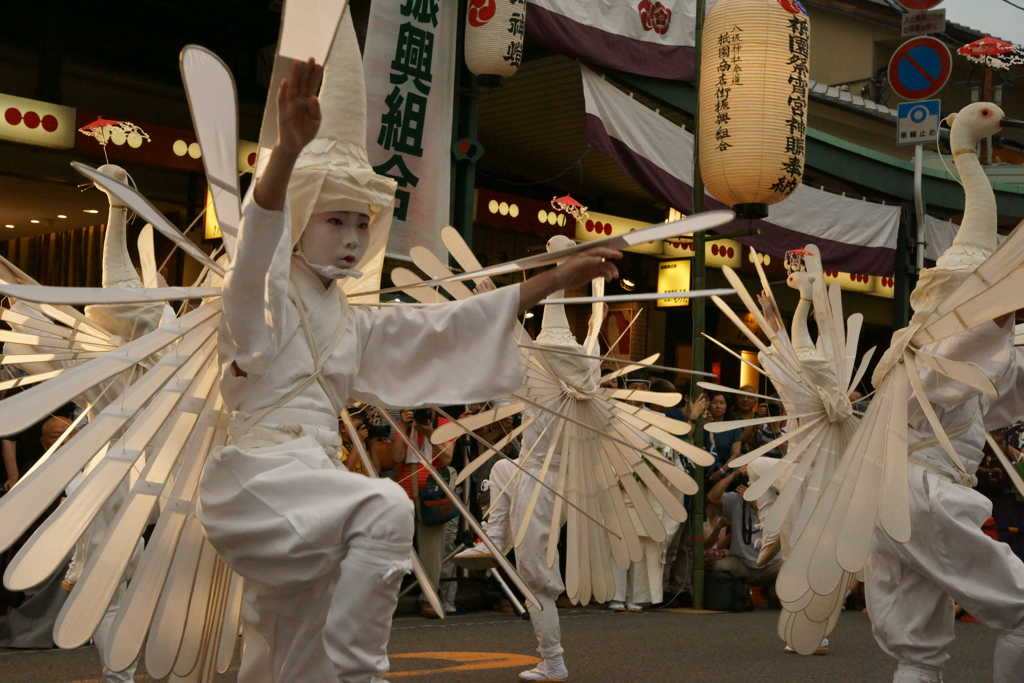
365 0 458 261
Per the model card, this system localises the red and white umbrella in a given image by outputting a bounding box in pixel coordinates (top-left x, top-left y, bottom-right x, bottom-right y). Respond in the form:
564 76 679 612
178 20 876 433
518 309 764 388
957 35 1024 70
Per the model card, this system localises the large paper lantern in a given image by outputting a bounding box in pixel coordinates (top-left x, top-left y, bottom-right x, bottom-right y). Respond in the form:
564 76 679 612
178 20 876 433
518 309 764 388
465 0 526 78
699 0 811 218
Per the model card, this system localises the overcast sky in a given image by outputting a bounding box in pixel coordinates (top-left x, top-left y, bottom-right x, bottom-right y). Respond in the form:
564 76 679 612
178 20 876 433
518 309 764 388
940 0 1024 46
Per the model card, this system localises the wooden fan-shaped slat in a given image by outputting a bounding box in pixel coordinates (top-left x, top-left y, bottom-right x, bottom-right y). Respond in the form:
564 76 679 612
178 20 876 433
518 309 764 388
847 345 876 396
391 268 448 304
0 302 220 439
145 518 207 679
1 308 114 346
0 329 111 352
610 400 690 435
606 439 686 522
842 313 863 391
172 543 219 678
607 388 681 407
1 351 105 365
599 443 665 542
432 402 526 443
216 572 245 674
706 411 819 434
4 337 217 590
611 412 712 468
0 368 64 392
53 362 220 649
600 353 660 384
105 397 226 672
545 452 570 568
0 317 218 554
441 225 492 290
834 377 902 574
410 246 476 301
730 416 825 469
702 332 768 377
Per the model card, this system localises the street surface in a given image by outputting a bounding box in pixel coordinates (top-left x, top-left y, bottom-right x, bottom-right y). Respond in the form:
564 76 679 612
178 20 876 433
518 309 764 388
1 607 996 682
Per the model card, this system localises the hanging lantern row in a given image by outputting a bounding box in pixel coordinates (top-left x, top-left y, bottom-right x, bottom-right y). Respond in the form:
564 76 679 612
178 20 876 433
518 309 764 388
699 0 811 219
465 0 526 78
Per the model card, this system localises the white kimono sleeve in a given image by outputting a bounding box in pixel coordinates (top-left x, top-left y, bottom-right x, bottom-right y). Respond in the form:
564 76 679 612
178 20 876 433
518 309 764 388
350 284 524 408
221 195 293 376
918 318 1018 412
985 345 1024 432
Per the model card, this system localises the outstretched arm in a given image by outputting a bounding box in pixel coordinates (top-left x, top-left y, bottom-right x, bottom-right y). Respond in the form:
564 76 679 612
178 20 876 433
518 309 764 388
517 247 622 316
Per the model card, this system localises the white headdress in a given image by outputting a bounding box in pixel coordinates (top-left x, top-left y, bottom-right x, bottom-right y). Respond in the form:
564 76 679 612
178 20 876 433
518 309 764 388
258 6 396 295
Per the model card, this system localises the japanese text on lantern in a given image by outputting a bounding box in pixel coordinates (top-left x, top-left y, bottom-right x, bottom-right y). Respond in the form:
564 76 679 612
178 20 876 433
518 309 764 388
504 0 526 66
772 14 809 195
374 0 439 220
714 26 743 153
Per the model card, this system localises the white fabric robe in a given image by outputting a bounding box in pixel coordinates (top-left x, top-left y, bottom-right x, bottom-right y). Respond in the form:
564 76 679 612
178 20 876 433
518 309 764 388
198 197 524 682
866 318 1024 683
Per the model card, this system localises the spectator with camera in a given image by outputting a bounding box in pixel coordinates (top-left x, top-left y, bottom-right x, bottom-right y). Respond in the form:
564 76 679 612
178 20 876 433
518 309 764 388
706 464 781 590
392 408 456 618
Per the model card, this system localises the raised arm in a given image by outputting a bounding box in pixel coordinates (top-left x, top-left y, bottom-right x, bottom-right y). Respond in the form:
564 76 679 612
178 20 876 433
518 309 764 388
253 58 322 212
222 58 322 373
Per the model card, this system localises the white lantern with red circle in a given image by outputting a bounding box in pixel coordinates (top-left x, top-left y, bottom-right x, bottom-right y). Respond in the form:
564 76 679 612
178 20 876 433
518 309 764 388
465 0 526 78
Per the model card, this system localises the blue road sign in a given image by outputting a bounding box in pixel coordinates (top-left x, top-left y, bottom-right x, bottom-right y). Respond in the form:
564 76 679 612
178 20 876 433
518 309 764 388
897 99 941 146
888 37 952 100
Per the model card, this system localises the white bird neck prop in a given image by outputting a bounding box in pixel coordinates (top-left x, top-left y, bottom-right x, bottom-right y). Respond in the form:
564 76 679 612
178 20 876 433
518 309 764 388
536 235 578 349
891 102 1006 366
941 102 1005 268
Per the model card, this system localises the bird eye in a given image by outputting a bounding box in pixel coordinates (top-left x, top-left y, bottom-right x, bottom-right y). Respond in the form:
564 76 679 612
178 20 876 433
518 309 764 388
982 109 992 117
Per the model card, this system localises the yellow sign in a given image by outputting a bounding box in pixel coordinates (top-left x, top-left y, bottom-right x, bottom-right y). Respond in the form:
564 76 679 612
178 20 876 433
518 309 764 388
0 93 75 149
204 189 221 240
575 210 662 255
657 259 691 307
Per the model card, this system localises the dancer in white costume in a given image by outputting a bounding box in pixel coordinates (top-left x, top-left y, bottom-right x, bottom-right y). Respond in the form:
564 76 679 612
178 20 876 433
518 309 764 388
713 103 1024 680
194 7 627 678
449 235 712 681
860 103 1024 683
703 242 867 654
458 238 597 681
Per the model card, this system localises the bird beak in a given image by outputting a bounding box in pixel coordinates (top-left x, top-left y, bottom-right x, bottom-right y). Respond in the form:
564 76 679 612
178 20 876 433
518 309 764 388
1003 118 1024 129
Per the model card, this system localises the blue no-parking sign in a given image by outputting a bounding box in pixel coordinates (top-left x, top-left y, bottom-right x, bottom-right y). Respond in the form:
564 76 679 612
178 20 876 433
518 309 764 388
897 99 941 145
888 37 952 100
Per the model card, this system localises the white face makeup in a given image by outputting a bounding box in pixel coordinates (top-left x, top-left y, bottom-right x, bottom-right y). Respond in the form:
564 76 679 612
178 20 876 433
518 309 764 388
298 210 370 281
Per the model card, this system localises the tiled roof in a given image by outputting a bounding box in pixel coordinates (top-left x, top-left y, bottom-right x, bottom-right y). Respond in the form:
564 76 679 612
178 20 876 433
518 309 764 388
809 80 899 120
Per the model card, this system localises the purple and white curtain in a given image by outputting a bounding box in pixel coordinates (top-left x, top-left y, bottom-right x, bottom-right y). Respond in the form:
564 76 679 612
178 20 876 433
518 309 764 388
581 66 900 275
527 0 699 80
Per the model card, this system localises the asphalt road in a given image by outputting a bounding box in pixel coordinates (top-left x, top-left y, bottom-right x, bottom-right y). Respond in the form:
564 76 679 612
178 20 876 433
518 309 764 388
1 607 997 682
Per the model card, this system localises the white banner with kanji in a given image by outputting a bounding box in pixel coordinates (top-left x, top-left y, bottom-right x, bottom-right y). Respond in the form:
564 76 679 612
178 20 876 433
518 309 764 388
365 0 457 261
